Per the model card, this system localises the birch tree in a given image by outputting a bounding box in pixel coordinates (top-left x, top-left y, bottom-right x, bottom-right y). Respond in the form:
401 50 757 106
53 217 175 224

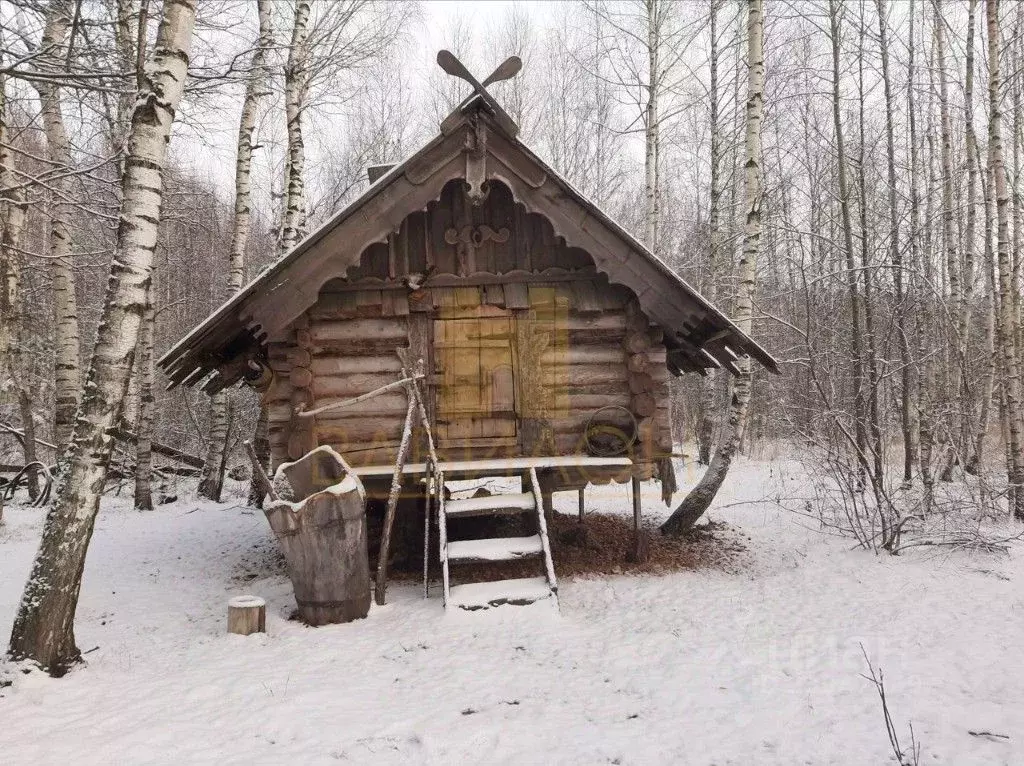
876 0 914 484
31 0 81 452
0 74 39 500
7 0 198 674
696 0 724 466
198 0 273 502
986 0 1024 520
661 0 763 536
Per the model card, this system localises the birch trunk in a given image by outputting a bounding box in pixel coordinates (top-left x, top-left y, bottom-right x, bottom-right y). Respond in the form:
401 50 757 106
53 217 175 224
697 0 723 466
0 76 39 499
278 0 310 253
250 0 306 506
968 157 998 474
134 282 155 511
7 0 197 674
826 0 868 480
935 4 966 477
877 0 914 484
198 0 272 502
857 9 884 487
32 1 81 452
643 0 660 253
661 0 763 536
986 0 1024 520
962 0 981 466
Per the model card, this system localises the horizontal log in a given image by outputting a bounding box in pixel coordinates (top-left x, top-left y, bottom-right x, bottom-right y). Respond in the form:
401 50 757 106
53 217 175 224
539 347 625 366
311 393 410 420
310 339 411 357
540 363 628 387
541 382 631 397
549 409 636 435
313 372 408 398
311 318 407 342
317 419 408 445
310 355 404 376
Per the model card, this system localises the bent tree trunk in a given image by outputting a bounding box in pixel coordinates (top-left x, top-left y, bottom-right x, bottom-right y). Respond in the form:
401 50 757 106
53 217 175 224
7 0 197 674
662 0 764 536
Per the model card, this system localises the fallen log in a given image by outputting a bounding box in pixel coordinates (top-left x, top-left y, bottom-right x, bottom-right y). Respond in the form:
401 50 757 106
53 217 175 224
109 427 204 469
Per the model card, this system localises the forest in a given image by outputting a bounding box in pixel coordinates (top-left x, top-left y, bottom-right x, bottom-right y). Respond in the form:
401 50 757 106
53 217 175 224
2 1 1023 762
0 0 1022 739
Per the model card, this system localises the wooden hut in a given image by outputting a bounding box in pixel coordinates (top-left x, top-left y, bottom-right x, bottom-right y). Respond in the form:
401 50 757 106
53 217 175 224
160 80 778 609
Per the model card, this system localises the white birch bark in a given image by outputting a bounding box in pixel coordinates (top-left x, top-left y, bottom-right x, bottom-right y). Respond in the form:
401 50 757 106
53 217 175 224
198 0 273 502
1 75 39 499
32 1 81 452
134 282 155 511
697 0 723 467
876 0 914 485
643 0 660 253
661 0 763 535
278 0 311 253
987 0 1024 520
7 0 198 674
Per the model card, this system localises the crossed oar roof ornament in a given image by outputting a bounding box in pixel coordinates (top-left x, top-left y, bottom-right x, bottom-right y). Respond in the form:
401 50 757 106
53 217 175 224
437 50 522 138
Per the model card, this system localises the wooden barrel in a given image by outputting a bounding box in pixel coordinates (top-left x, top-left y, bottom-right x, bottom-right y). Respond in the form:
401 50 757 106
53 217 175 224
264 447 371 626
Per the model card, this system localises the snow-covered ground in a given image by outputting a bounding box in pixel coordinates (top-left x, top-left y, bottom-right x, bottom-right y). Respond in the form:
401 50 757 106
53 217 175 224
1 459 1021 765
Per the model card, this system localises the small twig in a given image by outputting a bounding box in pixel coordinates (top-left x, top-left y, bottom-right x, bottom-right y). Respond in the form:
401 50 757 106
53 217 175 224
968 730 1010 741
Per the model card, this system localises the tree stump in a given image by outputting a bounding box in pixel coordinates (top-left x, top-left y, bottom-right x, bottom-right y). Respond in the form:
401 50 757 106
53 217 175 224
228 595 266 635
264 446 371 626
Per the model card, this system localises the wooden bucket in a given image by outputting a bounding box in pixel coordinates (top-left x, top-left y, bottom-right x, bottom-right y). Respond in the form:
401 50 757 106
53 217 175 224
264 447 371 626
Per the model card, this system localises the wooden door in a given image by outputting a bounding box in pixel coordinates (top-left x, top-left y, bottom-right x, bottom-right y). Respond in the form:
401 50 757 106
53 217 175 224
434 316 517 445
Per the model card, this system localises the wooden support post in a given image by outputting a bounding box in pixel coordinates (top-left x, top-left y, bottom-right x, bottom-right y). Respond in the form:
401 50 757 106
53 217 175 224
374 396 416 606
245 440 278 502
227 595 266 635
577 487 585 523
630 475 649 563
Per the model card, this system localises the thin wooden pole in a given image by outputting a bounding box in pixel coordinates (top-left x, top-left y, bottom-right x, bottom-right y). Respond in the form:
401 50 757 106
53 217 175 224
244 439 278 502
374 396 416 606
396 350 441 599
577 487 585 523
631 474 643 561
295 374 424 419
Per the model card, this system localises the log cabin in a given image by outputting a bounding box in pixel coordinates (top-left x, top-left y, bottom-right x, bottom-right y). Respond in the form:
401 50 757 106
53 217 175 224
159 72 778 609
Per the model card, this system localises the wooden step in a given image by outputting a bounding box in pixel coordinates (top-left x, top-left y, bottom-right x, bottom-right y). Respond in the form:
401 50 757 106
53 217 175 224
445 492 535 517
446 535 543 563
448 577 553 610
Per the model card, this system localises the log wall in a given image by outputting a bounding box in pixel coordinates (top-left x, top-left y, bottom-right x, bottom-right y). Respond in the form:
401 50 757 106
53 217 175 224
265 179 675 489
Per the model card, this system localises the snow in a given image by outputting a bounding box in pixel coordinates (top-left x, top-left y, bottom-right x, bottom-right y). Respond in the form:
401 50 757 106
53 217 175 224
1 459 1022 765
448 576 554 610
445 491 536 515
446 535 543 562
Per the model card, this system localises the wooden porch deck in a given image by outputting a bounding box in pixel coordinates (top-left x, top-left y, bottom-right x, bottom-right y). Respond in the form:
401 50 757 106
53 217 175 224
352 455 632 478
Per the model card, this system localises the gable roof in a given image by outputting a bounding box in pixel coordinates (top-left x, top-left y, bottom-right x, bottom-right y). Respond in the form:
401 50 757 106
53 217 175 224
159 98 779 393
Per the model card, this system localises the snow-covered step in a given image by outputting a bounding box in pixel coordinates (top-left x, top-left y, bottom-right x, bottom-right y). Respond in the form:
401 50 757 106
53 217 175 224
446 535 543 563
445 492 535 517
448 576 554 610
